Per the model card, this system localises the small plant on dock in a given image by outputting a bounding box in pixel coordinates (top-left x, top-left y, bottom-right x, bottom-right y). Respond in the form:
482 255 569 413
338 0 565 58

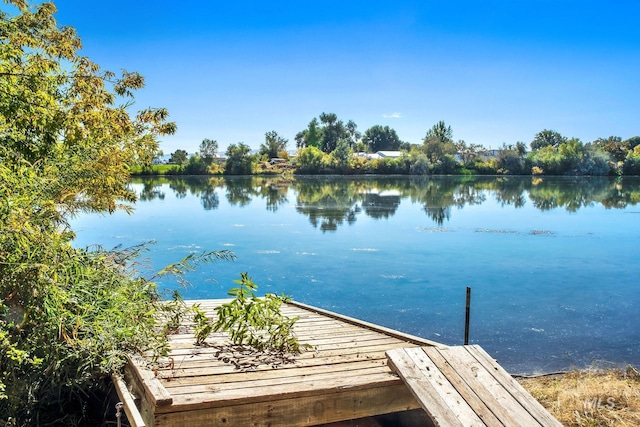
194 273 309 354
193 305 215 345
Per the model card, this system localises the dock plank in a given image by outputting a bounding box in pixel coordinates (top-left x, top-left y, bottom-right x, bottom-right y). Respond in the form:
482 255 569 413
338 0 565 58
387 347 484 426
126 356 173 407
466 345 563 427
113 374 148 427
159 359 387 387
162 371 403 413
150 344 411 378
421 347 505 426
426 347 528 426
154 383 417 427
387 345 563 427
164 366 396 399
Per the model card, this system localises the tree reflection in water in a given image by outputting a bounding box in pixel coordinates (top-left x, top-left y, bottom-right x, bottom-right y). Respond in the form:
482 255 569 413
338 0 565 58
131 175 640 230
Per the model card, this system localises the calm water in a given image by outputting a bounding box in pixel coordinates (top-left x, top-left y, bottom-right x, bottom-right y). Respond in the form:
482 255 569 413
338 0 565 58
70 175 640 374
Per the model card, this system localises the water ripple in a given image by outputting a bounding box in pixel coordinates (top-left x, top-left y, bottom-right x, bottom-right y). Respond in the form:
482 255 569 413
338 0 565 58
529 230 554 235
475 228 518 234
417 226 453 233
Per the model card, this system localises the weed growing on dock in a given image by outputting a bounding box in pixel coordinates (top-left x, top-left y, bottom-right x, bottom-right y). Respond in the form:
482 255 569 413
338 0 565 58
193 273 310 354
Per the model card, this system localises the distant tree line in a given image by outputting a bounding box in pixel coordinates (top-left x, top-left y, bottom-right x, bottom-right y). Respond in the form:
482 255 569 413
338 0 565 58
146 114 640 177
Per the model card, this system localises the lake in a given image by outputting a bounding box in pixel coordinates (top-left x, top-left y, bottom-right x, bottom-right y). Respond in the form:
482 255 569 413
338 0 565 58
70 175 640 374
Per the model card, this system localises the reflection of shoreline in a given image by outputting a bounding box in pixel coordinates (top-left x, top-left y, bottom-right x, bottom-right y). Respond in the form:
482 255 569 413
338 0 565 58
132 175 640 231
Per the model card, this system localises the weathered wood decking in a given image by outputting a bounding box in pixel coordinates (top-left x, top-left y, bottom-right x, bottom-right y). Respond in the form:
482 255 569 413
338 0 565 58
118 300 562 427
386 345 563 427
121 299 439 427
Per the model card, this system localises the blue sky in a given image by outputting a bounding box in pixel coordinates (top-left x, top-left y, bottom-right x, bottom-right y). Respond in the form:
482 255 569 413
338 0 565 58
52 0 639 154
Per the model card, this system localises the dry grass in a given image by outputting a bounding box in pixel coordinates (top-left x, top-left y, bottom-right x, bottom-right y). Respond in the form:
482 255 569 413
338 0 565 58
519 365 640 426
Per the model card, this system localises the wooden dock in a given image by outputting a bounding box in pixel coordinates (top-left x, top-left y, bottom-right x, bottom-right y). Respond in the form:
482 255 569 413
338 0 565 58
119 299 439 427
386 345 563 427
117 299 562 427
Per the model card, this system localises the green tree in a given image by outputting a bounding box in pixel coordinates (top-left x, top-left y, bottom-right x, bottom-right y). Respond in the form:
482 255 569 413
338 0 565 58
295 117 322 149
528 139 611 176
199 138 219 164
592 136 629 162
345 119 361 147
260 130 288 159
195 273 307 353
425 120 453 143
422 121 456 163
623 144 640 175
454 140 485 166
0 2 175 214
363 125 403 152
296 113 357 154
296 146 328 173
528 145 563 175
580 145 610 176
184 155 209 174
409 150 430 175
496 143 527 175
0 1 205 423
558 138 585 170
625 136 640 151
515 141 527 157
530 129 567 151
170 149 189 165
319 112 344 153
331 138 353 171
225 142 254 174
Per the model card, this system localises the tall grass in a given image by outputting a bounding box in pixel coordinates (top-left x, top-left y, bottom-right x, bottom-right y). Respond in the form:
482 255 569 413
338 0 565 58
520 366 640 426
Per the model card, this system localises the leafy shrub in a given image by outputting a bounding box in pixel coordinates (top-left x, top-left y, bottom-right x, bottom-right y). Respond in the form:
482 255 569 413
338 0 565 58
0 162 234 425
409 153 430 175
184 155 210 174
369 157 407 174
193 273 309 354
348 156 369 174
528 141 611 176
431 154 458 174
577 149 611 176
0 2 229 423
225 143 256 175
296 146 330 174
1 166 151 423
473 159 499 175
623 147 640 176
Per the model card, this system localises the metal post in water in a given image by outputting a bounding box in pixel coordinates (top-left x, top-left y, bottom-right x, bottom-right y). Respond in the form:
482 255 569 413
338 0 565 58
464 287 471 345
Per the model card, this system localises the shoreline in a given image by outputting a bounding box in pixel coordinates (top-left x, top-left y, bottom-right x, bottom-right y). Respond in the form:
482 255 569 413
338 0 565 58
518 365 640 426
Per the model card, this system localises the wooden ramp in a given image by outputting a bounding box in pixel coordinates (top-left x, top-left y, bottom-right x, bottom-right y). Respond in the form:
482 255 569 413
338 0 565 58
386 345 562 427
119 299 440 427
